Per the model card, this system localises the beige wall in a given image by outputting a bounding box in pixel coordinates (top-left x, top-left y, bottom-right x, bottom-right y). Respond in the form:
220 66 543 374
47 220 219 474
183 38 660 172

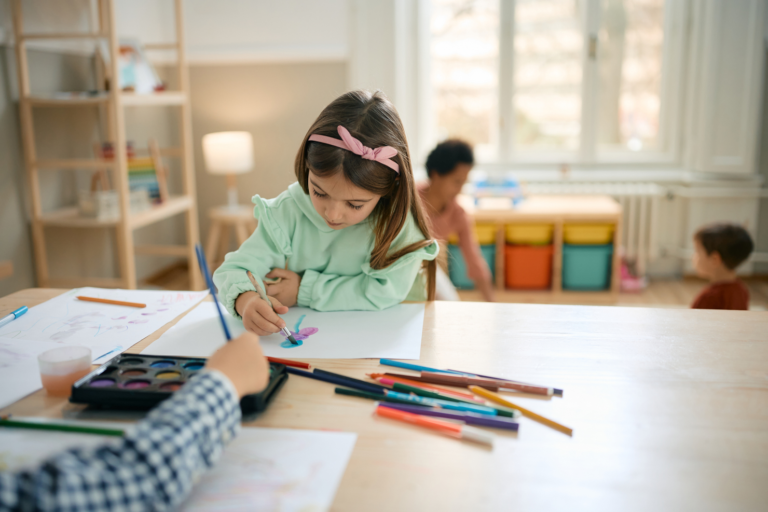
0 49 347 295
189 61 348 248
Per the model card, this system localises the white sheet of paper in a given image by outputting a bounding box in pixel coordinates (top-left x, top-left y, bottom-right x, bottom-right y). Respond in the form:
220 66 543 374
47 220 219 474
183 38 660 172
180 428 357 511
143 301 425 359
0 288 208 408
0 423 356 512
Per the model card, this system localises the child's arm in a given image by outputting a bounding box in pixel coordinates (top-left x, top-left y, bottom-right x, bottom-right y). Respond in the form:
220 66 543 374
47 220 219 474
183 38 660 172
297 245 437 311
213 199 292 319
456 209 495 302
0 333 269 511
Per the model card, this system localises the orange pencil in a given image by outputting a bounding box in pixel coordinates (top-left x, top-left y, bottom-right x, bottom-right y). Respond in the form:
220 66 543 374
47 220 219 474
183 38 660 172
375 404 495 446
367 373 483 402
76 296 146 308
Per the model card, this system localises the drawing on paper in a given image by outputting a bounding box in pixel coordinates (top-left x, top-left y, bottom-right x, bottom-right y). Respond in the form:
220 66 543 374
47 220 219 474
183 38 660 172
280 314 318 349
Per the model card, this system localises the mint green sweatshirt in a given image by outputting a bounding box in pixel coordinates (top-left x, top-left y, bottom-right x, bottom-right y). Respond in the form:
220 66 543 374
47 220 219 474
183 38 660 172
213 182 439 315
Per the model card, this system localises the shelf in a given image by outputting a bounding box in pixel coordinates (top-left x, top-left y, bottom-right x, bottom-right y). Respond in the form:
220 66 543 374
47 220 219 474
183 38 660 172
21 32 107 40
130 196 193 229
39 207 119 227
38 196 193 229
26 94 109 107
120 91 186 106
35 159 116 170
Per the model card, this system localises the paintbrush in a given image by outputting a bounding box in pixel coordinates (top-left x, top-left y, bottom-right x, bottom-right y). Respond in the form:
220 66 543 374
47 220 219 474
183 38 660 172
246 270 298 345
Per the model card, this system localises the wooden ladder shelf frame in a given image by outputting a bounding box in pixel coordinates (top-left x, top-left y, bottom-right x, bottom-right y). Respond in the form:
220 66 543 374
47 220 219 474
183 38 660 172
10 0 202 290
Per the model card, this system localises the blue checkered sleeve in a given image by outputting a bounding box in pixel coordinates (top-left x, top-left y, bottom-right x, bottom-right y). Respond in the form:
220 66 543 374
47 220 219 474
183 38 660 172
0 370 241 511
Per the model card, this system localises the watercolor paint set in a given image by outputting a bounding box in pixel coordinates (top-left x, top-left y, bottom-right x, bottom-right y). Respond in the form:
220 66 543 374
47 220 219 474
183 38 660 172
69 353 287 414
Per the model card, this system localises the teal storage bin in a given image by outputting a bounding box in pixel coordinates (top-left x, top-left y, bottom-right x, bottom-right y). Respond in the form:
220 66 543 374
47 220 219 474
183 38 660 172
562 244 613 290
448 244 496 290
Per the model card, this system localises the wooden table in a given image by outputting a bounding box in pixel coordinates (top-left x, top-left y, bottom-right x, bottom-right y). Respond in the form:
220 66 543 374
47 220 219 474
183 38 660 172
2 289 767 511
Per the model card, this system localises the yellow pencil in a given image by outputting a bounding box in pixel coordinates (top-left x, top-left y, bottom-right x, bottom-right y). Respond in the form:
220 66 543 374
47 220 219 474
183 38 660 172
469 385 573 436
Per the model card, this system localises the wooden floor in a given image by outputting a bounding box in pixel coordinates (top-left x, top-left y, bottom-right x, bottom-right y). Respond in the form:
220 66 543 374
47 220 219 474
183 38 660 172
143 261 768 310
459 277 768 310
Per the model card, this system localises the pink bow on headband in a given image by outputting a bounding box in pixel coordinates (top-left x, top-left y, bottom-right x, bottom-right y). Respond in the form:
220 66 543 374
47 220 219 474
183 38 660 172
308 126 400 173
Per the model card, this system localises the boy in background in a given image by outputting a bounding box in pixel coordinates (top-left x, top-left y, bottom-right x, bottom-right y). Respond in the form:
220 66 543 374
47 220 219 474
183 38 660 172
691 223 754 310
418 140 495 302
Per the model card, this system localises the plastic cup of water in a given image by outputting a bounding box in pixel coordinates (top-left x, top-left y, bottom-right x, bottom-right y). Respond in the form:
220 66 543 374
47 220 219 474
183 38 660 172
38 346 92 397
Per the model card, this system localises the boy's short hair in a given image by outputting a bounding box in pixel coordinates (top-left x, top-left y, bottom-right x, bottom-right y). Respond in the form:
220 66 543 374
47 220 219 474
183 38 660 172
694 223 754 270
425 139 474 177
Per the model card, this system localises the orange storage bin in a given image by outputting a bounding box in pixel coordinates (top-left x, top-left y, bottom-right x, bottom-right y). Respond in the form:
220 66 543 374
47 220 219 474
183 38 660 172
504 244 553 289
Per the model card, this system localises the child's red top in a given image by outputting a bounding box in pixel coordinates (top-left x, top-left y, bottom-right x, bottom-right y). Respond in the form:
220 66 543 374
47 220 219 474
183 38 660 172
691 280 749 310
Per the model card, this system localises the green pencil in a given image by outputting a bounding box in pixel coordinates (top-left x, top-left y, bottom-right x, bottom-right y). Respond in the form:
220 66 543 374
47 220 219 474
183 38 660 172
390 381 473 404
0 418 124 437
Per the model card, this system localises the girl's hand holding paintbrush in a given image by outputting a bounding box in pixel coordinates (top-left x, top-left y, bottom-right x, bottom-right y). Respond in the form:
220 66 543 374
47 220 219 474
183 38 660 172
236 291 290 336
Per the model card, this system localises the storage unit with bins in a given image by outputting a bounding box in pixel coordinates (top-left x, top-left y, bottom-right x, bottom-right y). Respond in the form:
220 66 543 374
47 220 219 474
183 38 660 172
447 195 622 304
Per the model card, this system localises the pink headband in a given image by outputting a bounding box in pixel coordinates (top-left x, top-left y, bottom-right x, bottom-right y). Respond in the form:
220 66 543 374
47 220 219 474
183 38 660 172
308 125 400 174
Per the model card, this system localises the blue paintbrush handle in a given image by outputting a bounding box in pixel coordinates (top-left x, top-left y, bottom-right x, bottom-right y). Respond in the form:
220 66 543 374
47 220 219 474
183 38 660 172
195 244 232 341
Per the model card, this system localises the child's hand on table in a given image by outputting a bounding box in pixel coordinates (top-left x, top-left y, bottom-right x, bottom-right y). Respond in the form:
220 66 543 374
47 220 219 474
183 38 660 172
265 268 301 307
235 291 290 336
206 331 270 397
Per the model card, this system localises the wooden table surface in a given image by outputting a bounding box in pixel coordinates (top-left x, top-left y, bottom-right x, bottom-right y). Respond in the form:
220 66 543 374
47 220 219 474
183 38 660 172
1 289 767 511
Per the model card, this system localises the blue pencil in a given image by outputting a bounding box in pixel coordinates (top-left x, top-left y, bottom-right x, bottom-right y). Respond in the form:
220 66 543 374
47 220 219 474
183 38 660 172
379 359 467 375
194 244 232 341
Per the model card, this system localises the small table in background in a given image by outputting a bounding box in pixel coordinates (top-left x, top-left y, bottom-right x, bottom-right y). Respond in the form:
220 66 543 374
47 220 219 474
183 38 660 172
205 205 257 267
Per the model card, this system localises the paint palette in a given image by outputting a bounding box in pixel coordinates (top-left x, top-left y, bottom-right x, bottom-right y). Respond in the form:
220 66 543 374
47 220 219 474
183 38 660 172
69 353 287 415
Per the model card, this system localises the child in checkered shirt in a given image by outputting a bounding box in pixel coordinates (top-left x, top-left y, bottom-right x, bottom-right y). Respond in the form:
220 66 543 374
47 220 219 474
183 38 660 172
0 332 269 511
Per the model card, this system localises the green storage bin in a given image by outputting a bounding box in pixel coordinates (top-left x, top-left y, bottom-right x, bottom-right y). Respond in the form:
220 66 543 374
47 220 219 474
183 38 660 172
562 244 613 290
448 244 495 290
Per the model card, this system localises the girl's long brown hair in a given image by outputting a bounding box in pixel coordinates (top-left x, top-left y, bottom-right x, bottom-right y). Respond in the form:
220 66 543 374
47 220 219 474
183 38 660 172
294 90 436 300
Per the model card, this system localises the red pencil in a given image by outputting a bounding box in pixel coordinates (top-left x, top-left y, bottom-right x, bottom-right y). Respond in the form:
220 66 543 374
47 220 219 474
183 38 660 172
267 356 311 370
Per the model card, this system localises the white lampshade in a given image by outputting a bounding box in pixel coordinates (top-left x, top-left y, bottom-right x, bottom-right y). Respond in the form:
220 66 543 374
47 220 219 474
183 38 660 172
202 131 253 175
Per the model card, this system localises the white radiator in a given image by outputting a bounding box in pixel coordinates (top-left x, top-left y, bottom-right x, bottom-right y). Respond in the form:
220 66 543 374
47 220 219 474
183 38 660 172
524 182 666 276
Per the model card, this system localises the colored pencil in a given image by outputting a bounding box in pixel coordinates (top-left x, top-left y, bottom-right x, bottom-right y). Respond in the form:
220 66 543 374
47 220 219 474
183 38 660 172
379 359 466 375
0 417 124 437
386 371 554 396
470 386 573 436
286 367 385 395
381 371 498 391
367 373 482 401
334 386 500 416
336 387 430 407
375 402 520 431
312 369 390 393
194 244 232 341
374 405 495 446
378 378 471 404
448 369 564 397
76 296 145 309
266 356 311 370
384 389 498 415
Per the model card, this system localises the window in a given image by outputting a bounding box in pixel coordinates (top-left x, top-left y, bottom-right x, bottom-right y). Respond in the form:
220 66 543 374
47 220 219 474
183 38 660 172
427 0 676 165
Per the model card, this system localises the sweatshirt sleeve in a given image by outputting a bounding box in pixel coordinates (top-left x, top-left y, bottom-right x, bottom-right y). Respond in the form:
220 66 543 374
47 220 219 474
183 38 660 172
213 196 295 318
297 241 439 311
0 370 241 512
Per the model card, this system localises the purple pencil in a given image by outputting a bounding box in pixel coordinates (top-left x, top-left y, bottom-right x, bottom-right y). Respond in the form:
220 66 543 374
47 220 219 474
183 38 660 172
375 402 519 431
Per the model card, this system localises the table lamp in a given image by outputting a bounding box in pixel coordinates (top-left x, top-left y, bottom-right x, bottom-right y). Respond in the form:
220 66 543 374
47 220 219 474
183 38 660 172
202 131 253 210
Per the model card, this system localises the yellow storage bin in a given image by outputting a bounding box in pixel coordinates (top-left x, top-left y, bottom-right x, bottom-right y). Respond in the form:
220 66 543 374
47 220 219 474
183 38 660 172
563 224 615 245
474 224 497 245
505 224 553 245
446 224 497 245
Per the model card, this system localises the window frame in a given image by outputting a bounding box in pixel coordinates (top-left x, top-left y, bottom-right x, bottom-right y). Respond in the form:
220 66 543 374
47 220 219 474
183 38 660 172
418 0 689 170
